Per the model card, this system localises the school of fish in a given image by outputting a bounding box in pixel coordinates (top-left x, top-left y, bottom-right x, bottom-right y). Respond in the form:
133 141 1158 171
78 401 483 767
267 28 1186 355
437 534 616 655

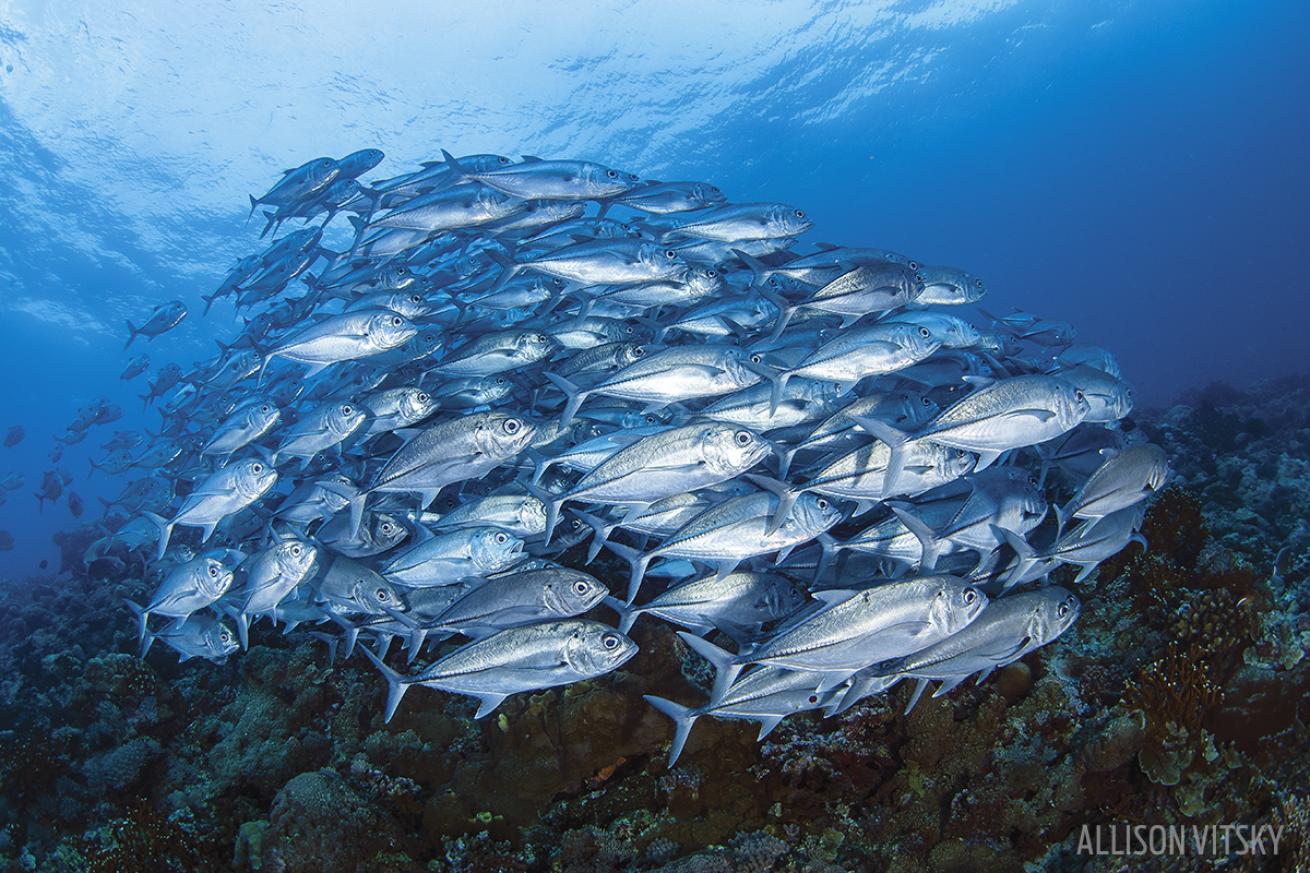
85 148 1167 764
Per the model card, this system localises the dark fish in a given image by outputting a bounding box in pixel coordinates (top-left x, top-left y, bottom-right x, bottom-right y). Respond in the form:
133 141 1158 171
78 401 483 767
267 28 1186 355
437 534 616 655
125 300 188 348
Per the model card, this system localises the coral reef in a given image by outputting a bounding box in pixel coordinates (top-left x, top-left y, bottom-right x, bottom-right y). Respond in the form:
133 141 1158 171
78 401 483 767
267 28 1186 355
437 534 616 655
1 375 1308 870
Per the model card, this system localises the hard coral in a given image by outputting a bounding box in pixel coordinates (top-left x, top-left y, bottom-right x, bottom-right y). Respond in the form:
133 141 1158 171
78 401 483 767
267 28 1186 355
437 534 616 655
75 801 205 873
1166 587 1255 682
0 726 67 805
1124 643 1224 786
1140 487 1208 567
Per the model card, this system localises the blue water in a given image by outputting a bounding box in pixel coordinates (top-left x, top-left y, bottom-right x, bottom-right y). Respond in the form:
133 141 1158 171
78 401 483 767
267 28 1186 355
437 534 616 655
0 0 1306 576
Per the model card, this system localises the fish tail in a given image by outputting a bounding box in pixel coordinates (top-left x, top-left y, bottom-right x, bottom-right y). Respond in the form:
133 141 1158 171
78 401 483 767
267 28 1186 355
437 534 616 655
573 508 616 565
675 631 742 705
403 627 429 665
776 444 799 479
1052 501 1071 537
731 248 771 285
643 695 700 766
247 194 259 220
124 320 138 350
234 611 250 651
349 218 373 257
259 210 279 239
888 502 938 573
306 631 339 665
745 473 802 536
993 524 1038 584
347 491 369 541
359 644 410 724
599 538 651 605
527 450 554 488
756 284 795 340
846 413 910 495
904 677 930 715
814 531 840 584
602 594 639 635
543 371 587 426
142 511 173 561
200 292 216 316
484 248 521 295
358 184 383 223
123 599 152 656
830 673 899 717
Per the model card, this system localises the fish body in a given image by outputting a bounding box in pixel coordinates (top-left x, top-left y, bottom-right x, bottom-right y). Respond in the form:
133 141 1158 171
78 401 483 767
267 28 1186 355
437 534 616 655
363 619 637 721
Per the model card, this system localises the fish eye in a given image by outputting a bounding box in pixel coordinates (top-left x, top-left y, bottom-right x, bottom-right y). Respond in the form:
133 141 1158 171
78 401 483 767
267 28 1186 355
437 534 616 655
922 397 932 406
499 156 511 164
377 588 389 601
816 498 829 510
963 588 978 604
632 346 646 358
1058 603 1069 618
706 270 717 278
606 169 618 178
495 532 508 544
918 327 931 338
380 522 393 534
291 545 302 555
1074 390 1086 402
260 405 270 413
602 634 620 650
410 294 422 303
750 353 763 364
208 565 219 577
573 580 589 594
391 316 404 327
572 519 583 530
735 431 751 446
975 279 983 287
794 210 805 218
808 695 819 704
664 249 676 259
909 261 919 270
252 463 263 473
418 393 430 403
504 419 521 434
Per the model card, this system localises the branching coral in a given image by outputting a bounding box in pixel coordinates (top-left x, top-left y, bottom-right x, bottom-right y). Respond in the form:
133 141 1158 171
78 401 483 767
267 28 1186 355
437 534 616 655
1166 588 1256 682
1124 644 1224 786
1269 793 1310 872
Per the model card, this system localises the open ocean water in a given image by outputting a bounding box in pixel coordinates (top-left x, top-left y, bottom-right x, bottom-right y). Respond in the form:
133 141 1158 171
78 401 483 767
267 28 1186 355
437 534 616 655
0 2 1307 871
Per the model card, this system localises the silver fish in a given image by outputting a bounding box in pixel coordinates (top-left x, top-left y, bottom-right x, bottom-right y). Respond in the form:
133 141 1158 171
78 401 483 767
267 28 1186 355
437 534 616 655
362 619 637 721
